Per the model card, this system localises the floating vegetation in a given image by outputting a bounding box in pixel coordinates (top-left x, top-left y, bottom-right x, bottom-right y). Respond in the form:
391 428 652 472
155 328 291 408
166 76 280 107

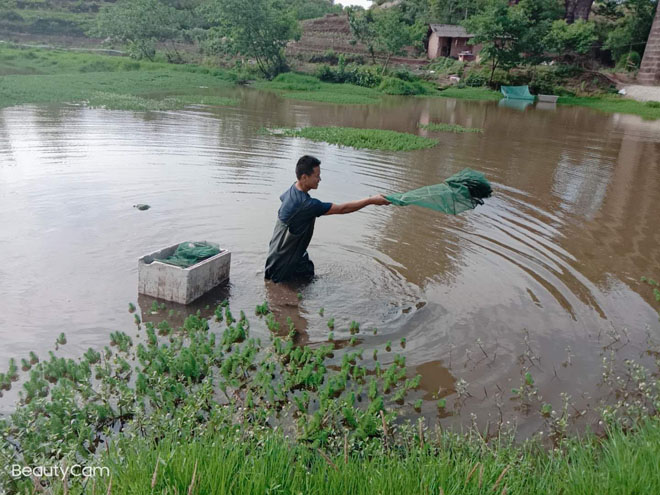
319 307 324 317
418 122 483 133
349 321 360 335
385 341 392 352
128 302 136 313
327 317 335 330
56 332 67 346
268 126 438 151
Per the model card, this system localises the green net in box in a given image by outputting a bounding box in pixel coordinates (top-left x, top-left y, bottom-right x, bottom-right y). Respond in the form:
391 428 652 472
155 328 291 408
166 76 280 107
156 241 221 268
385 168 492 215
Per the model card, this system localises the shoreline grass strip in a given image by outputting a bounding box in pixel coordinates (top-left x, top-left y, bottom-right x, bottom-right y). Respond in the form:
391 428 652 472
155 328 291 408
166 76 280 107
271 126 438 151
558 95 660 120
438 87 503 101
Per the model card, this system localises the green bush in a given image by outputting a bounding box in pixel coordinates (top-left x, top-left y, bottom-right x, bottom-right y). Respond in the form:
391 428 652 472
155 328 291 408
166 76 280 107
616 52 641 72
315 63 382 88
464 70 488 87
428 57 465 76
529 67 559 95
378 77 428 95
269 72 321 91
646 101 660 108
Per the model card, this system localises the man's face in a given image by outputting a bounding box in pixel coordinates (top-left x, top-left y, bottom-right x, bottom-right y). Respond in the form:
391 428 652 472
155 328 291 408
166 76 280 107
302 166 321 190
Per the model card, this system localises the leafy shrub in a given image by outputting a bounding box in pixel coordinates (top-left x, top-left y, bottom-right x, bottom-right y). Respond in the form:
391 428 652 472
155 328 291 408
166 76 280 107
464 70 488 87
392 68 415 82
544 20 597 56
269 72 321 91
316 63 382 88
378 77 428 95
308 50 338 64
646 101 660 108
529 67 559 95
616 52 641 72
428 57 465 76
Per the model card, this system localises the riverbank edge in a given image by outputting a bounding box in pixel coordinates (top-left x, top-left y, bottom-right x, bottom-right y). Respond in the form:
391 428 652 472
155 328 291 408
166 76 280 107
22 416 660 494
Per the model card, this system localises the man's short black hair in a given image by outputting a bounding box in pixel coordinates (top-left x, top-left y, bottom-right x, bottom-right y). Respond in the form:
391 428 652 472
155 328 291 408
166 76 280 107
296 155 321 179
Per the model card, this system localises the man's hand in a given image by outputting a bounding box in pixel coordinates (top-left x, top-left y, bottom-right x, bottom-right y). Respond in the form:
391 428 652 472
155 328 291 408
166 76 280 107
370 194 391 206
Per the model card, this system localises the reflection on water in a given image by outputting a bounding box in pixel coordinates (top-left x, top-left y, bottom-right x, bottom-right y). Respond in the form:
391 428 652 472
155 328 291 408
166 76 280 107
1 90 659 424
498 98 534 111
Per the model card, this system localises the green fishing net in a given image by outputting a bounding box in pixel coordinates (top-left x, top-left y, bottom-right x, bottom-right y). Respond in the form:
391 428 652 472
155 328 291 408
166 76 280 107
385 168 492 215
156 241 221 268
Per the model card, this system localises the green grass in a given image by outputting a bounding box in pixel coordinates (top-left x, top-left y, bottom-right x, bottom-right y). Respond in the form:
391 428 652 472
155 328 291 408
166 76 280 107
86 92 238 111
419 122 483 133
438 86 503 101
48 417 660 495
558 95 660 120
0 46 237 110
270 126 438 151
256 72 382 104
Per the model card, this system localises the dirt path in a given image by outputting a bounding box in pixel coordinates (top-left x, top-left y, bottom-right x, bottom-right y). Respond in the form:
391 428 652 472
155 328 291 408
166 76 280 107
621 85 660 102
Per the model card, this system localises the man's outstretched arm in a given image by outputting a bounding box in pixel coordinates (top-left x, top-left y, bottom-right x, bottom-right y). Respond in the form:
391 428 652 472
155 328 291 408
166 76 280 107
324 195 390 215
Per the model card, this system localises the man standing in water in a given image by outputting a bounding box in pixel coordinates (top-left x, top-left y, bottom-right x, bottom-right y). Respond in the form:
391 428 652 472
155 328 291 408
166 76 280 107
265 155 390 283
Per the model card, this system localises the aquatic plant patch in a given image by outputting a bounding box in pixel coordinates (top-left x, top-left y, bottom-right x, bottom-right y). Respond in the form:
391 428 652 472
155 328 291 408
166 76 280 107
418 122 483 133
270 127 438 151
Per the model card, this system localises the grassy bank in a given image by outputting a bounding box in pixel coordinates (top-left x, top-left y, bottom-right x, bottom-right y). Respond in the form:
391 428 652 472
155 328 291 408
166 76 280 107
269 126 438 151
438 86 503 101
558 95 660 120
435 85 660 120
255 72 383 105
1 296 659 494
0 45 237 110
56 418 660 495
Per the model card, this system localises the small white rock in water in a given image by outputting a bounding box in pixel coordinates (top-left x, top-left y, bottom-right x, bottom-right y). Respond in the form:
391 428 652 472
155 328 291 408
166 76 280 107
133 204 150 211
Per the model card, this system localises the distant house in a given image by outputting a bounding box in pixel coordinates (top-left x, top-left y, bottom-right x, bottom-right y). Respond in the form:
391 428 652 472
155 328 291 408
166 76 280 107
427 24 481 60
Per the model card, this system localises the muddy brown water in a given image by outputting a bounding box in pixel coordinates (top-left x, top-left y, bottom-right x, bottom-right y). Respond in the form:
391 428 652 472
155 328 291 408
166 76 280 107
1 89 659 433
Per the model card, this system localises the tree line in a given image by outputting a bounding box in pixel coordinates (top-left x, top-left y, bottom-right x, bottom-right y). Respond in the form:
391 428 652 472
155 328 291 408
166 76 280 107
86 0 657 79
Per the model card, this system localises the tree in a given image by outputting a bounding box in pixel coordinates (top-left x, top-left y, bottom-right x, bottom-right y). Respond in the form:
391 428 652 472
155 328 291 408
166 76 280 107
211 0 300 78
463 0 532 84
347 8 378 64
430 0 486 24
565 0 594 23
603 0 657 64
288 0 342 21
543 19 597 62
373 8 413 73
95 0 181 60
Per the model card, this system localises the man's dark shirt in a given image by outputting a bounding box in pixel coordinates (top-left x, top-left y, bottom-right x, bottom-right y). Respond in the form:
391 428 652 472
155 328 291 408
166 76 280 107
278 184 332 234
